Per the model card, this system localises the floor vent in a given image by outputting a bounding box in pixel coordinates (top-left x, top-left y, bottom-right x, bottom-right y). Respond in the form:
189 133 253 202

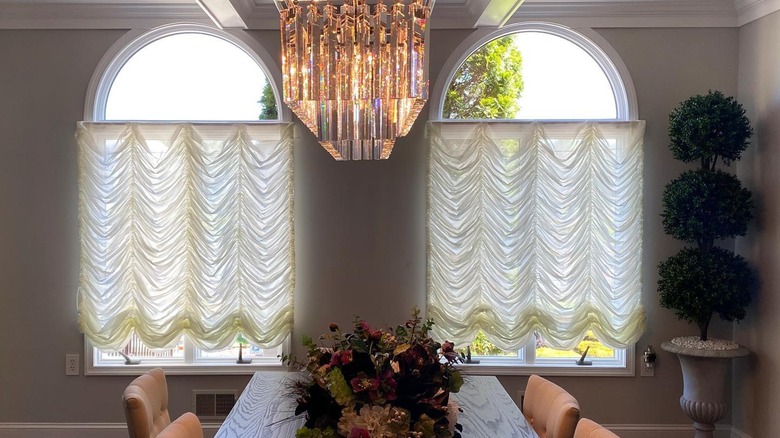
193 390 238 420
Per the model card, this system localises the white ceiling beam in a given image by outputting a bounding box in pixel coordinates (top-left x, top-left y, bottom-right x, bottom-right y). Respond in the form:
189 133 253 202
195 0 247 28
473 0 526 27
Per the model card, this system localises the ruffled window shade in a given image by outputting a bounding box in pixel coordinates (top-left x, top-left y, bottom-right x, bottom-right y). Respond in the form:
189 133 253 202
77 122 294 351
427 121 646 350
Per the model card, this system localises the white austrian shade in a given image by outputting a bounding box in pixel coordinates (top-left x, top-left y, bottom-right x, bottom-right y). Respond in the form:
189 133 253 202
77 122 294 351
427 121 646 350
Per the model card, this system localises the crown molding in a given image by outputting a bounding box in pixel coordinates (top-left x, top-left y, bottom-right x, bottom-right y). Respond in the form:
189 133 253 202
735 0 780 25
0 0 777 29
506 0 739 28
0 3 211 29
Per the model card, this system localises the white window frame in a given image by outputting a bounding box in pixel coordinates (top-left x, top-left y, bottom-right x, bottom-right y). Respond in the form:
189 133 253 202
83 22 290 123
82 23 291 375
429 21 638 122
85 337 290 376
430 22 640 377
458 341 634 377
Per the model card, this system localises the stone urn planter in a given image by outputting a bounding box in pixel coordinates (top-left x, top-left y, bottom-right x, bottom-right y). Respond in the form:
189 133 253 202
662 339 749 438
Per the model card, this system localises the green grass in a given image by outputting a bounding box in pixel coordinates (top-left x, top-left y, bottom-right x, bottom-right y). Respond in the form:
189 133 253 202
459 330 615 359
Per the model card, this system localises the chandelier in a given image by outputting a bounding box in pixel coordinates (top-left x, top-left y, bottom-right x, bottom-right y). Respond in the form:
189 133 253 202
279 0 433 160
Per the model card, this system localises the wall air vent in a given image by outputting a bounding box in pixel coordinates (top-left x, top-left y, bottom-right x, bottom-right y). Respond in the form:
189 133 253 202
193 390 238 420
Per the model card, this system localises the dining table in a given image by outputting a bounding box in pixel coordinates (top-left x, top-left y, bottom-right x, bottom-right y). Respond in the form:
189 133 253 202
214 371 540 438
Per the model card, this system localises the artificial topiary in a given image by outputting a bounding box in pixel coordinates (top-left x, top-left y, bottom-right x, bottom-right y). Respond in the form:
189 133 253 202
658 90 757 341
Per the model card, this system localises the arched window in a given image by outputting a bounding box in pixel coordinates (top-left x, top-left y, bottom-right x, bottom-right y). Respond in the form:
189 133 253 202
428 24 644 374
433 22 636 121
79 24 292 374
85 23 283 122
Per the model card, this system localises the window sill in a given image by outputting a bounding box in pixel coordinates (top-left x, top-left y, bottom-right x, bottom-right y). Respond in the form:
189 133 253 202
85 362 288 376
455 362 634 377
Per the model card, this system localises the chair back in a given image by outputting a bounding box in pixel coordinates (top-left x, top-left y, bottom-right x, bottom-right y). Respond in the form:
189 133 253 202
574 418 620 438
123 368 172 438
157 412 204 438
523 374 580 438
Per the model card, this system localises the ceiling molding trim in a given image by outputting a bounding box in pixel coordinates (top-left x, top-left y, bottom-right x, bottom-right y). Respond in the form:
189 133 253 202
3 0 775 30
508 0 739 28
0 3 210 29
194 0 247 29
231 3 284 29
736 0 780 25
474 0 526 27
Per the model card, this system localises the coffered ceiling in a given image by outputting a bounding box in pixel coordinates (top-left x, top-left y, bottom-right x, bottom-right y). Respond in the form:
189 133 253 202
0 0 776 29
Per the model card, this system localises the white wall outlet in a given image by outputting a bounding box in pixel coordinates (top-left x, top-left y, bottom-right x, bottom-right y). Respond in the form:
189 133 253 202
65 354 80 376
640 363 655 377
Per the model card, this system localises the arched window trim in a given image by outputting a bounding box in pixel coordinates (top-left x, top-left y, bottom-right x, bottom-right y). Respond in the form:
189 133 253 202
429 22 638 121
83 22 289 122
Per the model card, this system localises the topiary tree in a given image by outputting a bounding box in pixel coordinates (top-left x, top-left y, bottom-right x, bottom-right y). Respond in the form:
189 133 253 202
658 90 756 341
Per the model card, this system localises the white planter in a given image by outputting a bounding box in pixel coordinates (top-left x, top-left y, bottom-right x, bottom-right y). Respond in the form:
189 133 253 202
661 341 749 438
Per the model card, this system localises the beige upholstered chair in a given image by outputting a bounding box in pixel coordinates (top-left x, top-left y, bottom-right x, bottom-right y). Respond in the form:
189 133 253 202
574 418 620 438
156 412 204 438
523 374 580 438
123 368 172 438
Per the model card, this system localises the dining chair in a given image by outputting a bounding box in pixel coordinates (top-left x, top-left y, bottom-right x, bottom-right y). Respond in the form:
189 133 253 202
522 374 580 438
574 418 621 438
156 412 204 438
122 368 172 438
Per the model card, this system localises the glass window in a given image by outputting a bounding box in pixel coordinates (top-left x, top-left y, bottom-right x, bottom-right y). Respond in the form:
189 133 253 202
84 26 288 375
105 33 276 121
432 25 639 375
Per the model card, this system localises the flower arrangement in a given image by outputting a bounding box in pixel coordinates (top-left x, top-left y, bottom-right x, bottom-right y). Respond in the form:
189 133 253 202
284 308 464 438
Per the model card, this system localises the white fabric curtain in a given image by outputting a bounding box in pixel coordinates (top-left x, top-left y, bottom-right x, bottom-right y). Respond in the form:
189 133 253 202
427 121 645 350
77 122 294 351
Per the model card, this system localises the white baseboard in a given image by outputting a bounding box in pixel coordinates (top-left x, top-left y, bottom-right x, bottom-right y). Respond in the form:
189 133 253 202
604 424 736 438
731 426 753 438
0 423 221 438
0 423 753 438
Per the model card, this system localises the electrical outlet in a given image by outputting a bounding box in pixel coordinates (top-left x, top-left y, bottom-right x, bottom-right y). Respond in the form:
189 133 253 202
640 363 654 377
65 354 80 376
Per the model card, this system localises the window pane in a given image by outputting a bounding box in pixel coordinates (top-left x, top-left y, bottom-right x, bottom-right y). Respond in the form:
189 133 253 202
105 33 273 121
535 331 616 359
457 331 518 358
444 32 616 120
97 333 185 362
198 336 283 361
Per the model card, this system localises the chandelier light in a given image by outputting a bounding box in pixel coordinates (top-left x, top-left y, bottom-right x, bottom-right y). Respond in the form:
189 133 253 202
279 0 433 160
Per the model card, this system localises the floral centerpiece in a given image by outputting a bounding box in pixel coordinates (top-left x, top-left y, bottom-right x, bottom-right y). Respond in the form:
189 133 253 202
284 308 464 438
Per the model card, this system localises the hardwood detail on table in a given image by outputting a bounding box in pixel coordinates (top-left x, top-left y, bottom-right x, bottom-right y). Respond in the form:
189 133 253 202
215 372 539 438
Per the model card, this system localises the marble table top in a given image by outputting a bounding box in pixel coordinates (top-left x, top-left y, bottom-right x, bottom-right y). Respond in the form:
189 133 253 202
215 371 539 438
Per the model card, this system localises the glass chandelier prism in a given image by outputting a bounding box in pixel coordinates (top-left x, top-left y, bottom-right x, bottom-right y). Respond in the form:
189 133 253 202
279 0 433 160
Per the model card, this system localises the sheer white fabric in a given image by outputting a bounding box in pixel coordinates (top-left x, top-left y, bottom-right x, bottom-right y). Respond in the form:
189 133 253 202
77 123 294 350
427 121 645 350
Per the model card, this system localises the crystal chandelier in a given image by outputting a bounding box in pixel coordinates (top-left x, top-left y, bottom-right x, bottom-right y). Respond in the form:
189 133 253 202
279 0 433 160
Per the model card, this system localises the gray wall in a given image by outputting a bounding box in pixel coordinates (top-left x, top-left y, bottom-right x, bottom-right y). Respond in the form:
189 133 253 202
734 10 780 437
0 26 740 426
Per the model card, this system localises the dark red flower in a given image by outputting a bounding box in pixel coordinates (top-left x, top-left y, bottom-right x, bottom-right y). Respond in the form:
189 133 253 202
369 329 383 342
380 370 398 401
329 322 339 332
350 372 380 393
348 428 371 438
340 349 353 365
